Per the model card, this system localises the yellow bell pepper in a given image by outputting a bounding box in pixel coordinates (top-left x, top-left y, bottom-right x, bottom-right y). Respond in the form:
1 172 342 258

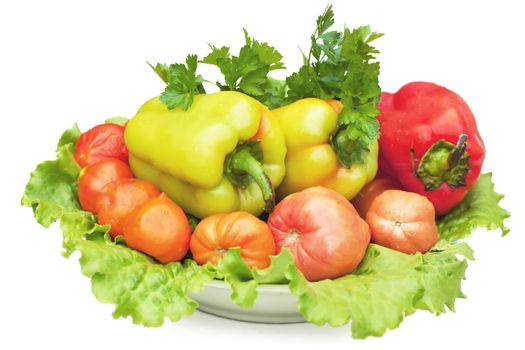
273 98 378 200
125 91 286 218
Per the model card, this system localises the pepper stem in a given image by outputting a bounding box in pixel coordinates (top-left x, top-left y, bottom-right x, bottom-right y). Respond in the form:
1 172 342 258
227 146 275 213
448 134 468 167
415 134 471 190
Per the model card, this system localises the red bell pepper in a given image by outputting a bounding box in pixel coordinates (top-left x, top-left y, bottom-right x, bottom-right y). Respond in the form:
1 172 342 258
377 82 485 215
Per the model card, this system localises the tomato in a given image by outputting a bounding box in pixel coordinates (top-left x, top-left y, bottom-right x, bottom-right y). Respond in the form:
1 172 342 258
96 179 160 238
190 211 275 269
122 193 191 263
74 123 128 168
351 175 401 218
365 190 438 254
267 186 370 281
77 159 133 213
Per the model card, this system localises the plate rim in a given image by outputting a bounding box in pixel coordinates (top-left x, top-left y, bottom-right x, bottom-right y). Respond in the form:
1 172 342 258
200 280 293 294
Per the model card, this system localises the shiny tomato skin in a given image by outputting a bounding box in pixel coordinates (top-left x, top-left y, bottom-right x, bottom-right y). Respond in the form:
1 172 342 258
190 211 276 269
351 175 401 218
77 159 134 213
75 123 128 168
366 190 438 254
268 186 370 281
122 193 191 263
96 179 160 238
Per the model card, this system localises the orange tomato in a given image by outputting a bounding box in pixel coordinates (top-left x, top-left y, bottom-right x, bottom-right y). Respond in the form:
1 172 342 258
365 190 438 254
190 211 275 269
122 193 191 263
77 159 133 213
351 175 401 218
96 179 160 238
268 186 370 281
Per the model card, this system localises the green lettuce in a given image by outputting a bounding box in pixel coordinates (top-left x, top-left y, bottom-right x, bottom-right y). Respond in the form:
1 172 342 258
22 125 83 253
415 240 473 314
105 116 129 126
22 125 510 339
77 232 213 326
438 173 510 240
288 245 423 338
213 240 472 339
207 248 295 308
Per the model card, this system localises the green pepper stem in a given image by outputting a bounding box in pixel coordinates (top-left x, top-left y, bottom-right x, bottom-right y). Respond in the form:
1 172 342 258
415 135 471 190
229 148 275 213
448 134 468 168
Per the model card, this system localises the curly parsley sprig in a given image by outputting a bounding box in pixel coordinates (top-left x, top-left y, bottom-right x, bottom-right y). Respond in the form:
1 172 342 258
286 5 383 167
201 29 287 109
148 54 206 111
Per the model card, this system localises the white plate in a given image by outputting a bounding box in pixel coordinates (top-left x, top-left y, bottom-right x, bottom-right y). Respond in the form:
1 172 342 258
190 281 306 323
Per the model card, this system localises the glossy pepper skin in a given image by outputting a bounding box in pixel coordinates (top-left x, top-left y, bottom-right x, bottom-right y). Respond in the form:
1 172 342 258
125 91 286 219
272 98 378 200
378 82 485 215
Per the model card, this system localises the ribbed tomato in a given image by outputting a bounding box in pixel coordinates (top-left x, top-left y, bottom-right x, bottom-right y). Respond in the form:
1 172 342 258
190 211 275 269
268 186 370 281
366 190 438 254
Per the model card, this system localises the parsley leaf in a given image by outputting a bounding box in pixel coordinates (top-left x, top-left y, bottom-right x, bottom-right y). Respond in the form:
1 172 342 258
148 62 172 84
287 5 383 167
149 55 205 110
202 29 286 108
254 78 287 109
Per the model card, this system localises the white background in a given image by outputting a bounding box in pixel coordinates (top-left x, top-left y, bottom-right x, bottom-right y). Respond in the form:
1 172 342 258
1 0 523 349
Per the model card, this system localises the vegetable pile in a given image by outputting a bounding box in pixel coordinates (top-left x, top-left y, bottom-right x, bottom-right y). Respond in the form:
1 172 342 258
22 5 510 339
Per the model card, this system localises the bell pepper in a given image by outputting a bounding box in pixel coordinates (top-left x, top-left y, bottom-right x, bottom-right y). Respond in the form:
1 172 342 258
124 91 286 218
378 82 486 215
272 98 378 199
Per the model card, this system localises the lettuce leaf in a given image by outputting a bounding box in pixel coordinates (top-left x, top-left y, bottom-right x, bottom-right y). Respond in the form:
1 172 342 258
22 125 85 253
22 125 510 339
415 240 473 314
77 232 213 326
207 248 296 308
214 241 472 339
438 173 510 240
288 245 423 338
59 211 109 257
105 116 129 126
212 248 259 308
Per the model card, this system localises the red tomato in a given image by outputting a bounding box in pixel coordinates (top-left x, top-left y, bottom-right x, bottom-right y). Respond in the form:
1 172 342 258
366 190 438 254
351 175 401 218
96 179 160 238
190 211 275 269
77 159 133 213
74 123 128 168
268 186 370 281
122 193 191 263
